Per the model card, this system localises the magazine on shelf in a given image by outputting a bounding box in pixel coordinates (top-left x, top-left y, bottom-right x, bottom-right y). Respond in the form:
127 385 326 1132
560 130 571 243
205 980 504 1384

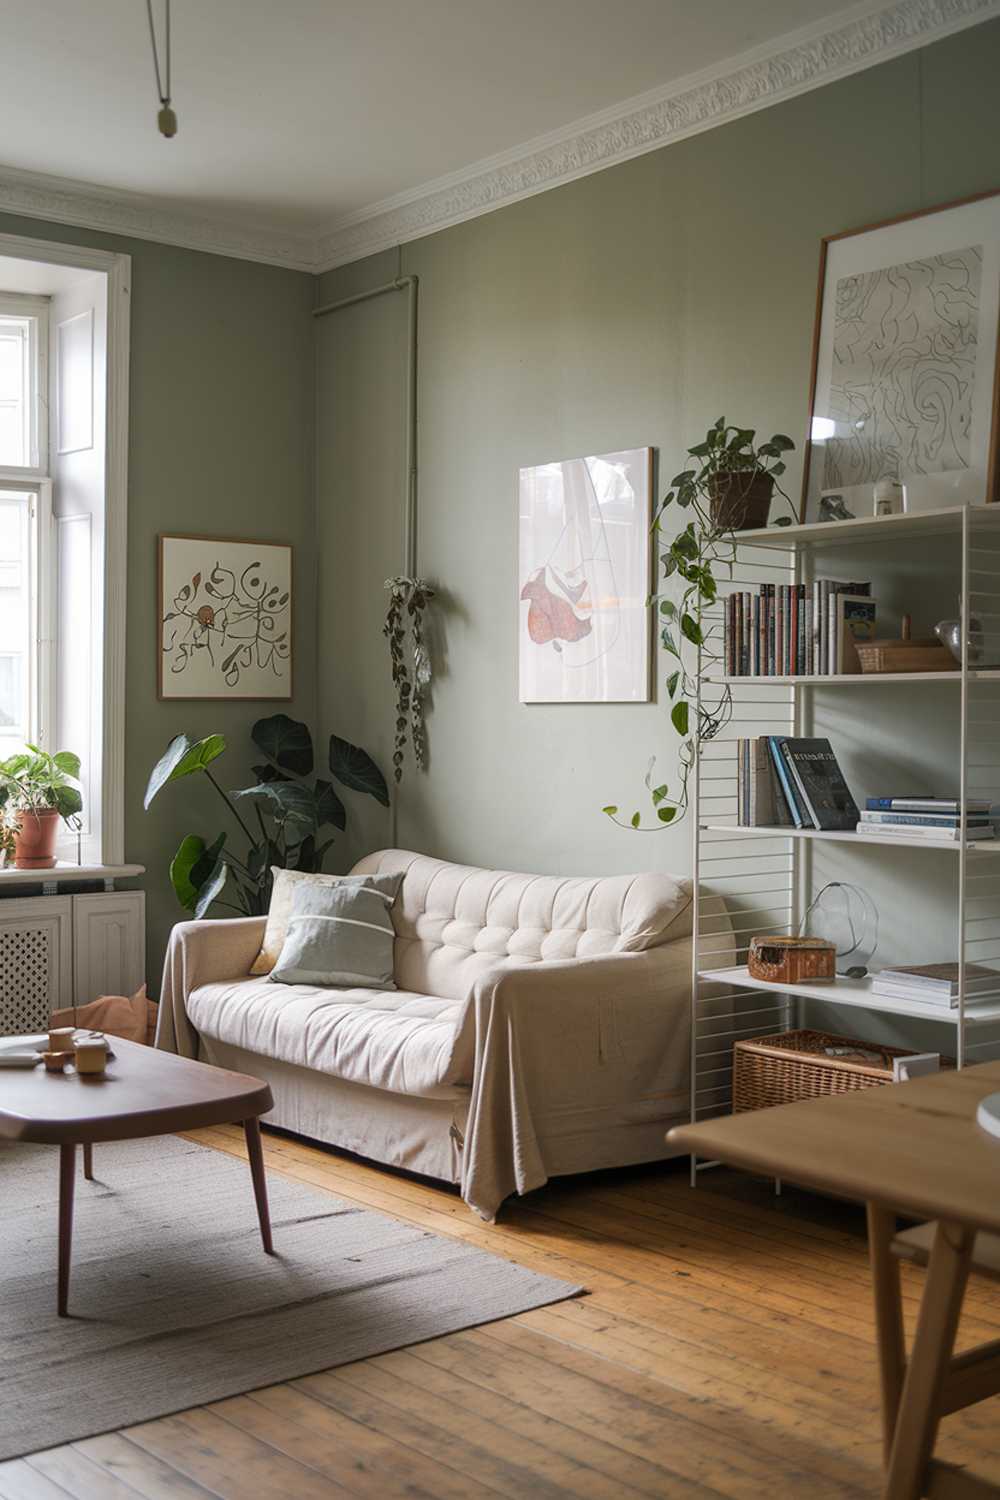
872 962 1000 1007
778 738 859 830
866 797 995 814
855 822 996 842
859 811 994 828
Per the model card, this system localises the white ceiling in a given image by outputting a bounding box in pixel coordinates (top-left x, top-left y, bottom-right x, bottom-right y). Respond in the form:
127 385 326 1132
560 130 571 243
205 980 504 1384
0 0 995 270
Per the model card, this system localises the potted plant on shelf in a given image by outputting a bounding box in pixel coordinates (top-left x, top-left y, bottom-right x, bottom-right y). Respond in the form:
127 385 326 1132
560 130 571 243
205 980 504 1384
604 418 795 831
0 746 83 869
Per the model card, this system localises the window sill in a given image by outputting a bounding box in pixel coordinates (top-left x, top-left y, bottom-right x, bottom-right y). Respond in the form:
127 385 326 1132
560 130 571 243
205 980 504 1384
0 861 144 892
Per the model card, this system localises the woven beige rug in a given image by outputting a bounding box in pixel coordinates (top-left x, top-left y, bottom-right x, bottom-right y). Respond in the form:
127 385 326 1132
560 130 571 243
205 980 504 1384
0 1135 581 1461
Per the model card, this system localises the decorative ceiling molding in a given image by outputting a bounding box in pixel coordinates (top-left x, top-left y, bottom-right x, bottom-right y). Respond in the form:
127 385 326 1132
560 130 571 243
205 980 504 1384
0 0 997 276
0 161 317 272
315 0 1000 271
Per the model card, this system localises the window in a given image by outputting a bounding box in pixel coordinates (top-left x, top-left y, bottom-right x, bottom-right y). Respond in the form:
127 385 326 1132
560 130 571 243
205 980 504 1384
0 295 47 474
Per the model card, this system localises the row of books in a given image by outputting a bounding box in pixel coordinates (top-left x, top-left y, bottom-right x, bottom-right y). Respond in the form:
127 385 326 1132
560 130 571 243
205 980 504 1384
736 736 859 830
871 961 1000 1009
723 580 874 677
855 796 997 843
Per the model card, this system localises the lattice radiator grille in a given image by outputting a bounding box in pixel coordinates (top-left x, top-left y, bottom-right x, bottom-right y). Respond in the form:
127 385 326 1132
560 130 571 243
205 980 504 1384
0 926 52 1035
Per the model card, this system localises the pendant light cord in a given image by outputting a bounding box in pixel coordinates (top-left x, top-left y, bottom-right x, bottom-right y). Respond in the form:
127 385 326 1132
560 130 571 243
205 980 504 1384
146 0 171 108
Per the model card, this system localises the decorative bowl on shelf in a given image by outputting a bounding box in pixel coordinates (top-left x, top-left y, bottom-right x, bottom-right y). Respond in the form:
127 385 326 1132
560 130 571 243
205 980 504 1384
935 616 1000 668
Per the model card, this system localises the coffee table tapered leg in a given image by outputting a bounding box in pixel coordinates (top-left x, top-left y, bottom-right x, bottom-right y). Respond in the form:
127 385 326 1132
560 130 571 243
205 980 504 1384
58 1143 76 1316
82 1142 93 1181
243 1117 274 1254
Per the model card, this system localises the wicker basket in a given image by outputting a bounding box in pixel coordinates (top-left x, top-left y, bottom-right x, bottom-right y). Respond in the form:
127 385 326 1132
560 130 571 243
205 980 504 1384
856 639 957 673
733 1029 923 1112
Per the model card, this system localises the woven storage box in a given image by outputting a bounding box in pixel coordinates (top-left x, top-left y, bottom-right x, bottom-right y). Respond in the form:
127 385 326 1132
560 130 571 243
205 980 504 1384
733 1029 922 1112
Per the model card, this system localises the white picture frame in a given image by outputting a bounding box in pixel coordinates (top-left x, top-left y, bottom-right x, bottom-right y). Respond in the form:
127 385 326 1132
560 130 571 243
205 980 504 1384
518 447 652 703
158 533 293 700
802 190 1000 522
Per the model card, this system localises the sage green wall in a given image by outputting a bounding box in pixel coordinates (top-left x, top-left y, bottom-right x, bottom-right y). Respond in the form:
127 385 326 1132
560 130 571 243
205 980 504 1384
315 22 1000 897
0 212 316 975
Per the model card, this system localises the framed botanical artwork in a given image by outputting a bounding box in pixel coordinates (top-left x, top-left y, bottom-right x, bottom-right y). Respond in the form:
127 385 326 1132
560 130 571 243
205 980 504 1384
158 534 292 700
518 447 652 703
801 189 1000 523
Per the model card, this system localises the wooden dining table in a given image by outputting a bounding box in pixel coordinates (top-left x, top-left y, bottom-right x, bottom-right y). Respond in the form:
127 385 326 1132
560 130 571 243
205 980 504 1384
668 1061 1000 1500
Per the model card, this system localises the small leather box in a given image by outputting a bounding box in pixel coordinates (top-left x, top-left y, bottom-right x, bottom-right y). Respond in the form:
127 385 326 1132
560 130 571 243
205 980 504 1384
748 935 837 985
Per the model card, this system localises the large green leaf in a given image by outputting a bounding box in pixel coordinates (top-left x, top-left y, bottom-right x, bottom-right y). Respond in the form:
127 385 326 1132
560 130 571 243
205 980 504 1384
314 777 346 831
52 751 81 779
251 714 313 776
330 736 389 806
194 857 229 918
234 780 317 834
144 734 226 808
52 785 83 819
170 834 206 911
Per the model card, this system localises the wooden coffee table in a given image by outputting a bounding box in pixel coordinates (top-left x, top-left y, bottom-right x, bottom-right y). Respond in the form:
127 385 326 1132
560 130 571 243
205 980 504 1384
0 1037 275 1316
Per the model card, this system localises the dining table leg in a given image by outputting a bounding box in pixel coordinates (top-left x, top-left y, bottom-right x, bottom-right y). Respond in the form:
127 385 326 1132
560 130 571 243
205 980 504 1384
58 1142 76 1317
884 1219 974 1500
243 1116 274 1255
867 1202 907 1466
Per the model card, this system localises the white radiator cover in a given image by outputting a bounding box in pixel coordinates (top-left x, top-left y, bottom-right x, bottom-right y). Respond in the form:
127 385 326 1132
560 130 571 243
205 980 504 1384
0 890 145 1035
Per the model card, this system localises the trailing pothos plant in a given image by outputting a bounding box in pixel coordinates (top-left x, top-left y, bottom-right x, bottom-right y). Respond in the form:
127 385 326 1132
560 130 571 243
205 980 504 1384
384 575 435 783
144 713 389 918
603 418 795 831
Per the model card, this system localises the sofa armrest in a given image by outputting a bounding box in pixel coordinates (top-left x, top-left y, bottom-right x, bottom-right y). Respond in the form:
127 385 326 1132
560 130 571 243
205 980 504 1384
156 917 266 1057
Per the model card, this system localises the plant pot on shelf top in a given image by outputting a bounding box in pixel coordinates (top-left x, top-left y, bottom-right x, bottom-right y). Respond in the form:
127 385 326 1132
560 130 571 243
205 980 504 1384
707 470 774 531
12 807 61 868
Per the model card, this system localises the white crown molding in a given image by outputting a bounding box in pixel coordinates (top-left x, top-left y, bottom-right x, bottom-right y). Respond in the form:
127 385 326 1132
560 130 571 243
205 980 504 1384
0 161 317 272
315 0 1000 272
0 0 997 277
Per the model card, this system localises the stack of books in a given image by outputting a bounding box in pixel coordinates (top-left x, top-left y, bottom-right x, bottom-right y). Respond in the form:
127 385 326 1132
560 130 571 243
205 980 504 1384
856 797 997 843
871 962 1000 1008
737 737 859 830
723 579 873 677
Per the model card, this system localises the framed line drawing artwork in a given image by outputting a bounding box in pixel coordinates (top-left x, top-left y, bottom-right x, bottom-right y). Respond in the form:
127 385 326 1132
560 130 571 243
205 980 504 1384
518 447 652 703
158 533 293 700
801 189 1000 523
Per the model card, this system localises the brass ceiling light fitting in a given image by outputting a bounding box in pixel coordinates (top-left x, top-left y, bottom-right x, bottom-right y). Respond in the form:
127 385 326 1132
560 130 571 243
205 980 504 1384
146 0 177 138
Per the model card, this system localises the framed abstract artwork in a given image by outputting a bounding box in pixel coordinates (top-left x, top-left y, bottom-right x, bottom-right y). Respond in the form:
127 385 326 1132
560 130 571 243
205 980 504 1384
158 534 292 700
518 447 652 703
801 189 1000 523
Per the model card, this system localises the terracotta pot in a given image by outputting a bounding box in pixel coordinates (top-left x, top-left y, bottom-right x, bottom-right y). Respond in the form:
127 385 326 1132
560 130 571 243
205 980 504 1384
13 808 61 869
708 471 774 531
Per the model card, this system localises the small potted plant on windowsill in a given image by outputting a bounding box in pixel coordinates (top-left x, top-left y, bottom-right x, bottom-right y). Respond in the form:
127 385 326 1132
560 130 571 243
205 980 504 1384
0 746 83 869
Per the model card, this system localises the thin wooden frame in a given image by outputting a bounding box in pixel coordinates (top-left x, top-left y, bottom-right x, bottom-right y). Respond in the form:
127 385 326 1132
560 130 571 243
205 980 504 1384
800 188 1000 523
157 532 294 701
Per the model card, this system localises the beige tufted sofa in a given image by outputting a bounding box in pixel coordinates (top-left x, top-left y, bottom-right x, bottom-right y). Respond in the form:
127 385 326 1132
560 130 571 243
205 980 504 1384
157 849 731 1219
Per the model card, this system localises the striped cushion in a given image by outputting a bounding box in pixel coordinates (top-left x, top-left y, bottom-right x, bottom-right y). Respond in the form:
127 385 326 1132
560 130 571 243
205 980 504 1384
269 877 401 990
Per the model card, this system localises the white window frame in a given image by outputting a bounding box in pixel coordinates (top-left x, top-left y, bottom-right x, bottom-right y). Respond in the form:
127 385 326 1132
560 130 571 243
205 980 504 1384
0 292 49 479
0 235 129 866
0 482 53 753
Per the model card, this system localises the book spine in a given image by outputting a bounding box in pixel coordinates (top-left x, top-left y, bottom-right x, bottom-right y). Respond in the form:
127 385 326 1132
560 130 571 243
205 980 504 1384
789 586 798 677
827 589 837 675
860 811 989 827
737 738 745 825
767 737 804 828
779 741 820 829
812 581 822 676
767 586 775 675
751 594 760 677
804 597 813 675
797 585 806 675
748 736 758 823
742 593 751 676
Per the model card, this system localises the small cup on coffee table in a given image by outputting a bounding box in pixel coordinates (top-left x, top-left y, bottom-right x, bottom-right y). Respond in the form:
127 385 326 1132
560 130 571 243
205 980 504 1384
42 1051 68 1074
74 1035 109 1077
48 1026 76 1056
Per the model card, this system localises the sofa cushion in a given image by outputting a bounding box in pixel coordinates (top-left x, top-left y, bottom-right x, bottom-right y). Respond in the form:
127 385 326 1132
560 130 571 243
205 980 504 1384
348 850 693 1002
270 880 397 990
186 975 470 1097
250 869 402 975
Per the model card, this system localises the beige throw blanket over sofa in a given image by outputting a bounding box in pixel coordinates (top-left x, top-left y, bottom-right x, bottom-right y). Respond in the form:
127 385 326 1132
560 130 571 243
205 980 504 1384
158 849 723 1219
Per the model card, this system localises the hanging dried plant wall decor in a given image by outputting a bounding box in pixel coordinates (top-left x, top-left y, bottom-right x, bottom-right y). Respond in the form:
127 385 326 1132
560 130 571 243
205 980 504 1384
383 576 435 783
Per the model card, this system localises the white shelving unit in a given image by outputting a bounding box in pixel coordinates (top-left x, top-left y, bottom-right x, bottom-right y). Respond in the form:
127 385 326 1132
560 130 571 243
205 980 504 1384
689 504 1000 1181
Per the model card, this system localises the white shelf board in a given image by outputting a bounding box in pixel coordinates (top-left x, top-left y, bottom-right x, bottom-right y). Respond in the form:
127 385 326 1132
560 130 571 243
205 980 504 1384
730 504 1000 550
707 671 1000 686
0 862 144 889
700 965 1000 1026
699 824 1000 853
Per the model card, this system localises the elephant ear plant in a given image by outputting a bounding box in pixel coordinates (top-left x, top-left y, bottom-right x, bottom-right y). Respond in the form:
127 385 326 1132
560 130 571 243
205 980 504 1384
144 713 389 918
604 418 795 830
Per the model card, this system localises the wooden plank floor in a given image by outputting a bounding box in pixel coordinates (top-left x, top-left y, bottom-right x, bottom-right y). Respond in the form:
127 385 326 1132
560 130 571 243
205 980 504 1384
4 1128 1000 1499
